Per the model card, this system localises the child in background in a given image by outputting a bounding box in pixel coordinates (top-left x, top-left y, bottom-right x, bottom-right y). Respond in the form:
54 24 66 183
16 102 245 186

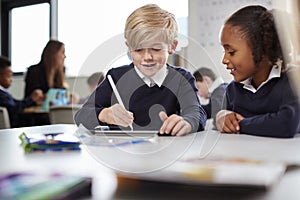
0 56 45 128
79 72 104 104
193 67 227 125
216 5 300 138
87 72 104 93
75 4 206 136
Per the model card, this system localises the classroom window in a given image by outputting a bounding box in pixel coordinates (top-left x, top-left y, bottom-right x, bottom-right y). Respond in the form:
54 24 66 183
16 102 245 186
11 3 50 74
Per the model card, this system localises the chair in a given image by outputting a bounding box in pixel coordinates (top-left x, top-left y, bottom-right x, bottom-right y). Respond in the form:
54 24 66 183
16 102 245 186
49 105 81 124
0 106 11 129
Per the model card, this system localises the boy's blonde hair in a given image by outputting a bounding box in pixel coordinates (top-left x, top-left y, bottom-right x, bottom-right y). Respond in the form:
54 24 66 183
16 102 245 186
124 4 178 51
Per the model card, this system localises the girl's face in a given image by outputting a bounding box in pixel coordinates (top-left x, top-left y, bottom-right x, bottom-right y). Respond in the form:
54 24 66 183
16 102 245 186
220 24 257 83
55 45 66 68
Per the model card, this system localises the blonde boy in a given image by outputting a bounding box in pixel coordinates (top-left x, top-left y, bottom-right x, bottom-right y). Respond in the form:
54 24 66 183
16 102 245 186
75 4 206 135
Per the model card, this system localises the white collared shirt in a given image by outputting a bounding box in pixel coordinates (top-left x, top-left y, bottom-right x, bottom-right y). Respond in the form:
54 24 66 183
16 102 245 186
134 65 168 87
241 64 282 93
0 85 8 93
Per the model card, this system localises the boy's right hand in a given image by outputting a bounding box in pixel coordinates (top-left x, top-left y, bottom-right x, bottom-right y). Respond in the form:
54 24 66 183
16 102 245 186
30 89 45 105
98 103 134 127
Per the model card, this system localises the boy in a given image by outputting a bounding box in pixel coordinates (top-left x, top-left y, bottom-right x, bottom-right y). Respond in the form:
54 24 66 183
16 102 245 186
75 4 206 136
0 56 45 128
193 67 227 124
79 72 104 104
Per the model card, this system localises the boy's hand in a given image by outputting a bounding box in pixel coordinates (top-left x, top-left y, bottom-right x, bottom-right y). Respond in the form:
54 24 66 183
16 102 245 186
159 111 192 136
30 89 45 105
216 110 244 133
98 103 134 128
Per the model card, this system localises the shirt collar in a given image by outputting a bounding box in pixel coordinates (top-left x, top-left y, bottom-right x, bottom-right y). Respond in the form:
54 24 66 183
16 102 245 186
134 65 168 87
241 63 282 93
0 85 8 93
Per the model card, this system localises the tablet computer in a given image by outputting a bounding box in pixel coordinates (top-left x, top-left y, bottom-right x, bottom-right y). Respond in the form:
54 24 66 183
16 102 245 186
90 129 159 137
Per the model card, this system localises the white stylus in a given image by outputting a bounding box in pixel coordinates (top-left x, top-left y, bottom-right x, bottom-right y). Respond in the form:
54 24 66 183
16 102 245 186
107 75 133 131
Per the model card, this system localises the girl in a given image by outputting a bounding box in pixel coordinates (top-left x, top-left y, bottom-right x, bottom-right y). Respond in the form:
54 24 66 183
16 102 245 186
216 5 300 138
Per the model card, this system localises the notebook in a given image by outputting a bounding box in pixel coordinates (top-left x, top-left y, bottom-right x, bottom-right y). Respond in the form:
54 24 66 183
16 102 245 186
117 157 286 189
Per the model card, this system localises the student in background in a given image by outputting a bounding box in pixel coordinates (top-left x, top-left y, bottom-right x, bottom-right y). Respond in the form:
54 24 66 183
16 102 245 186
0 56 44 128
24 39 66 97
79 72 104 104
216 5 300 138
75 4 206 136
87 72 104 93
193 67 227 126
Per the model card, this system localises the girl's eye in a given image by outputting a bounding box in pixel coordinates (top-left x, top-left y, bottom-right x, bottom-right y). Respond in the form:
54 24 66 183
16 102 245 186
228 51 235 56
134 49 142 52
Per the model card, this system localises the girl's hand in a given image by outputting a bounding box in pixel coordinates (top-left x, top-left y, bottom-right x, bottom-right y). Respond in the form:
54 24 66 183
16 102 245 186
216 110 244 133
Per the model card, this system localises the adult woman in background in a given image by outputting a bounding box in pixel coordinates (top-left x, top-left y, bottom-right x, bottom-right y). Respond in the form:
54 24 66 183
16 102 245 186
24 39 66 97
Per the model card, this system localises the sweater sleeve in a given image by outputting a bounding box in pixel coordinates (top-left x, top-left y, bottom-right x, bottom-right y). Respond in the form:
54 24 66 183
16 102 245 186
227 76 300 138
239 91 300 138
74 73 113 130
177 70 206 132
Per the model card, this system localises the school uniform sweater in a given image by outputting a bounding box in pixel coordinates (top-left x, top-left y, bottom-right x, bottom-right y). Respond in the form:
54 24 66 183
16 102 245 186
0 89 35 128
75 63 206 132
224 71 300 138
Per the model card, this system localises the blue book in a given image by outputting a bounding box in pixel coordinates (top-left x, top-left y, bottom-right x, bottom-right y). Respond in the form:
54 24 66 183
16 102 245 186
19 132 81 153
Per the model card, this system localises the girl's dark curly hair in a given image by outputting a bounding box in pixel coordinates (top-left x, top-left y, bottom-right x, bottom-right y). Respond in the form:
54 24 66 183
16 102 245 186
225 5 284 69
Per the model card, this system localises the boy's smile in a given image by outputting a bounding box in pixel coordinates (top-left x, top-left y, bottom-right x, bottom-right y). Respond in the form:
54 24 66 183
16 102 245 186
128 38 177 77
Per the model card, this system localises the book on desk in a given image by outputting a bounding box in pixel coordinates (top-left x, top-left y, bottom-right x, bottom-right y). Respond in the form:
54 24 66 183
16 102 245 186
117 157 286 190
0 172 92 200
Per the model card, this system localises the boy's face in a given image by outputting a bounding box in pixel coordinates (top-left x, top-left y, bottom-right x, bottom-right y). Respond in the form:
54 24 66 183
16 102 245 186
128 39 177 77
0 67 13 89
196 80 209 99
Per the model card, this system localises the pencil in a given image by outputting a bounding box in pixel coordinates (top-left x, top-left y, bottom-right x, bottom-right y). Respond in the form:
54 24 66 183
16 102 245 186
107 75 133 131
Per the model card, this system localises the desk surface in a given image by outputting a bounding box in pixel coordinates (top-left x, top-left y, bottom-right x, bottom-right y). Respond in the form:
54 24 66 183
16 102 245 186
0 124 300 200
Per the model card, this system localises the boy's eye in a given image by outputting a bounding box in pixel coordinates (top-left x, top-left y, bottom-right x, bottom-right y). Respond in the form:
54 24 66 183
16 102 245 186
152 48 161 51
134 49 142 52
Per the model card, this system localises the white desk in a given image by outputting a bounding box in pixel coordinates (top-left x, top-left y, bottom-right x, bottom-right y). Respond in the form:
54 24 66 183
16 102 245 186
1 124 300 200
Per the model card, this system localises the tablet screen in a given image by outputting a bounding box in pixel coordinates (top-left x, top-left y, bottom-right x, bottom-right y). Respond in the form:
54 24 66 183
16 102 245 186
90 130 159 137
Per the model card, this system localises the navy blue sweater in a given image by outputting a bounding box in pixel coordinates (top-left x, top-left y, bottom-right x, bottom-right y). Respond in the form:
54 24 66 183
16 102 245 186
0 89 35 128
75 63 206 132
224 71 300 138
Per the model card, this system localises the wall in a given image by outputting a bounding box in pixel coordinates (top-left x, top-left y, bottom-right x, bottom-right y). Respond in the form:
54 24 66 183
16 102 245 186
188 0 272 83
9 0 275 98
